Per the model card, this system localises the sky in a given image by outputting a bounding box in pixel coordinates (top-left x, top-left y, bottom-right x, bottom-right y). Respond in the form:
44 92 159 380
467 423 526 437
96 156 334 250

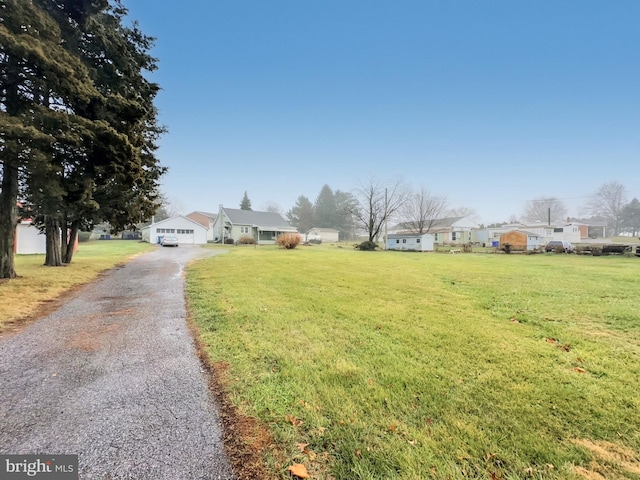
124 1 639 224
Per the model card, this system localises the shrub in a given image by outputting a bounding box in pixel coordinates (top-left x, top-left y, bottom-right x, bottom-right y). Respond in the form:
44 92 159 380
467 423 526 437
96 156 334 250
355 240 379 251
276 233 302 249
237 235 256 245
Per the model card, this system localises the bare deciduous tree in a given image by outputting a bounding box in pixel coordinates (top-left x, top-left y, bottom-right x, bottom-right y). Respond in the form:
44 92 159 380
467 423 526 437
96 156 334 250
400 187 448 234
261 201 282 214
586 181 628 235
348 177 409 242
522 197 567 224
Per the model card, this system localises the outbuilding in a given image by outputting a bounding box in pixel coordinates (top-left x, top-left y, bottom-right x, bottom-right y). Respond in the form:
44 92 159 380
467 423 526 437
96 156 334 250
387 233 434 252
499 230 542 252
306 227 340 243
141 215 208 245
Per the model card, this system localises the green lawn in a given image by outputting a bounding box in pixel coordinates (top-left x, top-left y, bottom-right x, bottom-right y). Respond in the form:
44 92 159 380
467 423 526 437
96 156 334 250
0 240 155 331
187 247 640 479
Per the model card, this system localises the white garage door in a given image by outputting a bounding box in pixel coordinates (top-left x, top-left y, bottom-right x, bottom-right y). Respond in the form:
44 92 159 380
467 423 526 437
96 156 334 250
176 229 195 244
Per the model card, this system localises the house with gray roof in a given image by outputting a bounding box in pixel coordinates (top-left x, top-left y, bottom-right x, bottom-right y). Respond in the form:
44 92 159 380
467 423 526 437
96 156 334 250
212 206 298 245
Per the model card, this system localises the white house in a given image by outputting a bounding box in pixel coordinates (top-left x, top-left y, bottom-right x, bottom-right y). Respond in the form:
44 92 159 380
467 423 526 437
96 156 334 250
141 215 208 245
387 233 434 252
481 222 581 246
306 227 340 243
212 206 298 245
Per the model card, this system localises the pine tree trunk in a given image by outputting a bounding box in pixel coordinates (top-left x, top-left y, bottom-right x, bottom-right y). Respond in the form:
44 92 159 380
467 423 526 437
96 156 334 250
0 56 21 279
62 220 80 264
0 162 18 279
44 218 63 267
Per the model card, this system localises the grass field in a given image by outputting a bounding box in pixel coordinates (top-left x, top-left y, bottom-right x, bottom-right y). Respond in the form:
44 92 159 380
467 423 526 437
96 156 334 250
187 246 640 479
0 240 154 332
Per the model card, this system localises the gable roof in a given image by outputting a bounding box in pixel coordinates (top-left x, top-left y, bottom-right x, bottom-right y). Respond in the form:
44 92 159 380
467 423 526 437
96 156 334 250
222 208 296 230
142 215 207 231
192 211 217 219
308 227 340 233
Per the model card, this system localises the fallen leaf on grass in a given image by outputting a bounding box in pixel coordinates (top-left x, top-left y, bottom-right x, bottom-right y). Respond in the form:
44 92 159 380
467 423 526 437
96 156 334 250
546 338 557 344
557 343 571 352
285 415 303 426
288 463 310 478
296 443 309 453
388 423 397 433
573 367 586 373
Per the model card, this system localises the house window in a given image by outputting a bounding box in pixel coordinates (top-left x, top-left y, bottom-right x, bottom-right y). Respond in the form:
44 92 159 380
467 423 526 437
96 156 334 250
452 232 457 241
396 239 399 244
416 238 421 243
554 228 563 233
157 228 176 234
240 226 250 234
434 233 439 241
177 229 194 234
402 239 407 243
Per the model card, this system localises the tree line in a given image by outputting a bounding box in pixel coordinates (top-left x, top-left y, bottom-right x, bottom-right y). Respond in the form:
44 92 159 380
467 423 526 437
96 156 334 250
285 179 453 242
1 0 165 278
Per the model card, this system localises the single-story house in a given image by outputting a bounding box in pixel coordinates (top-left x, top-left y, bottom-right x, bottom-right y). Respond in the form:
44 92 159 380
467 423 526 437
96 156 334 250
212 206 298 245
499 230 542 252
14 220 79 254
141 215 209 244
306 227 340 243
389 216 478 245
186 211 217 242
387 233 435 252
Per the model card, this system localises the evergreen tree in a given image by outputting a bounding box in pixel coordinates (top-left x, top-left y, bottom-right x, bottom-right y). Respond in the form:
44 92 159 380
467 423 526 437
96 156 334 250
286 195 315 233
334 190 358 240
0 0 100 275
314 184 337 228
621 198 640 236
240 191 252 210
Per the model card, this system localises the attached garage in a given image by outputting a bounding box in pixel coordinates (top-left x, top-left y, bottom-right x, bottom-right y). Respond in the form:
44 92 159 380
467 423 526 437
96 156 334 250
141 215 208 245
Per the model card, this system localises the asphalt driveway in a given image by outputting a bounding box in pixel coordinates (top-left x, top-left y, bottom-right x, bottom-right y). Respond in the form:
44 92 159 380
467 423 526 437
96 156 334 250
0 245 235 479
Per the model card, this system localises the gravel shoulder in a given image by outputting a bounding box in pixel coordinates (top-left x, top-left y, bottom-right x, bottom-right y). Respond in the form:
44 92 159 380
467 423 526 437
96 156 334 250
0 245 235 479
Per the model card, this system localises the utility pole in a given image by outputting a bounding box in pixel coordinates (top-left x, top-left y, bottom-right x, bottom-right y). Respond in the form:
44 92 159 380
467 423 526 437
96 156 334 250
384 187 388 250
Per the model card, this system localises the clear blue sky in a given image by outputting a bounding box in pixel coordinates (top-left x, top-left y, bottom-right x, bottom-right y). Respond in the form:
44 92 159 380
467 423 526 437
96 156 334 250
125 1 639 224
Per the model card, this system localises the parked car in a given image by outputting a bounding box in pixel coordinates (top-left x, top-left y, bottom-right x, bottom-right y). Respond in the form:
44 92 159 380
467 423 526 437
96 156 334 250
161 234 179 247
545 240 575 253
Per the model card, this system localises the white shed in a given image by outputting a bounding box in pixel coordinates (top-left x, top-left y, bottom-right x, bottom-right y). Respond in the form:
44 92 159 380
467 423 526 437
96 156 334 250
306 227 340 243
15 222 46 254
387 233 434 252
141 215 208 245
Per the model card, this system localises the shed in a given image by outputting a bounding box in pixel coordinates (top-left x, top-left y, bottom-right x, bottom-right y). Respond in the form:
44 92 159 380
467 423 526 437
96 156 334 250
306 227 340 243
141 215 208 245
499 230 541 252
387 233 434 252
15 221 79 255
15 222 46 254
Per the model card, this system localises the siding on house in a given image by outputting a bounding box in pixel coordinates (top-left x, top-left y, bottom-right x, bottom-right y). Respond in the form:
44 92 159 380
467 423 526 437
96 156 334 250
212 207 298 245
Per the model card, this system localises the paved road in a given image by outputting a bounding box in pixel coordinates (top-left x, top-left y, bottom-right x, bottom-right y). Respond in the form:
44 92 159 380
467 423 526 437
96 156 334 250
0 245 235 479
